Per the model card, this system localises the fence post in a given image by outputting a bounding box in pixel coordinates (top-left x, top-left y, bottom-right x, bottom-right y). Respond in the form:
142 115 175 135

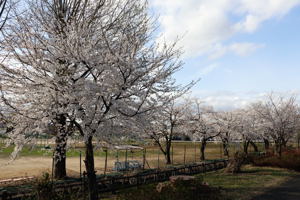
220 142 222 159
116 150 119 162
51 151 54 181
157 150 160 169
171 145 174 164
194 143 197 163
183 145 186 165
142 148 146 170
104 149 108 175
125 149 128 170
80 151 82 178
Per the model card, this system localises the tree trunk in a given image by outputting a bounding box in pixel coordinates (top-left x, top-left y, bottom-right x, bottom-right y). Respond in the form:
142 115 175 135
54 114 67 179
249 141 258 152
282 139 288 148
165 148 171 164
222 139 229 157
224 151 246 174
279 143 282 157
85 136 98 200
200 139 207 161
275 140 282 157
54 135 67 179
164 138 172 164
263 138 270 152
243 141 249 154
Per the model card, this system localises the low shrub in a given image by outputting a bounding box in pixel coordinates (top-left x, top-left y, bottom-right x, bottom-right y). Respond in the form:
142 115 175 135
25 172 83 200
252 149 300 171
118 176 225 200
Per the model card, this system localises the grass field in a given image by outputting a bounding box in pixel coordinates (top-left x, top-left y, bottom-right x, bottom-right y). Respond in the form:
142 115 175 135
102 165 299 200
201 165 299 200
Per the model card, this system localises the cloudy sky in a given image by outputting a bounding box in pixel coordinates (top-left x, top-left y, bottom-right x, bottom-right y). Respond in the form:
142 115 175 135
150 0 300 110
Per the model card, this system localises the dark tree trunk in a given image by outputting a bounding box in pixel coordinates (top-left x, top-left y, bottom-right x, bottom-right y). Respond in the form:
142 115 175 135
85 136 98 200
279 143 282 157
243 141 250 154
165 148 171 164
54 114 67 179
282 139 288 148
54 135 67 179
200 139 207 161
164 137 172 164
249 141 258 152
222 139 229 157
263 138 270 152
275 139 282 157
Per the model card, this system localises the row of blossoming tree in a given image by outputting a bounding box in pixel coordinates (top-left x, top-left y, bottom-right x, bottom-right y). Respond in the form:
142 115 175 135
0 0 196 199
141 94 300 164
0 1 299 200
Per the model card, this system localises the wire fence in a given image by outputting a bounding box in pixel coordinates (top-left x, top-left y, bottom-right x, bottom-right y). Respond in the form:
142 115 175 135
1 139 297 181
0 159 229 200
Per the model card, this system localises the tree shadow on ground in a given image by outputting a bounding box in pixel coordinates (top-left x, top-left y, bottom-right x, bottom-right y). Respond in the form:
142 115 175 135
252 175 300 200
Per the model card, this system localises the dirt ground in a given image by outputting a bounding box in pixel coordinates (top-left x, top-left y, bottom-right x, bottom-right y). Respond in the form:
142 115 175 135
0 153 207 180
0 142 224 180
0 157 118 179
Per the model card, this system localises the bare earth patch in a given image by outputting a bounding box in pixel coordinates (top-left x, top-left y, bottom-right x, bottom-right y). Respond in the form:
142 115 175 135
0 155 163 179
0 157 116 179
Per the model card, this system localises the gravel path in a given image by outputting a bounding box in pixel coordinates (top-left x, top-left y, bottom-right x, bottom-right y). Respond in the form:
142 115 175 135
254 175 300 200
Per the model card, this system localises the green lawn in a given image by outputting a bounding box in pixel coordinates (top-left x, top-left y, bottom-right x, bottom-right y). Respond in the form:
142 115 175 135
102 165 299 200
200 165 299 200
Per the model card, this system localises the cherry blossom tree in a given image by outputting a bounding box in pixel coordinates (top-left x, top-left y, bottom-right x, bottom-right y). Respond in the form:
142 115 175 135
234 109 260 154
247 105 272 152
252 94 300 156
0 0 12 129
140 99 190 164
186 99 220 161
214 111 238 157
0 0 195 199
1 0 105 179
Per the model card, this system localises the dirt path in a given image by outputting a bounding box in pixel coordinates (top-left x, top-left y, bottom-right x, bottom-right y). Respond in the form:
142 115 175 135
253 175 300 200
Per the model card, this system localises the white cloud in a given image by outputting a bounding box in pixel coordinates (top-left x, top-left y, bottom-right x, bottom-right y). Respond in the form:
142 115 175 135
228 42 265 56
190 90 300 111
195 91 265 111
235 0 300 32
209 42 265 59
199 63 219 76
151 0 300 58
